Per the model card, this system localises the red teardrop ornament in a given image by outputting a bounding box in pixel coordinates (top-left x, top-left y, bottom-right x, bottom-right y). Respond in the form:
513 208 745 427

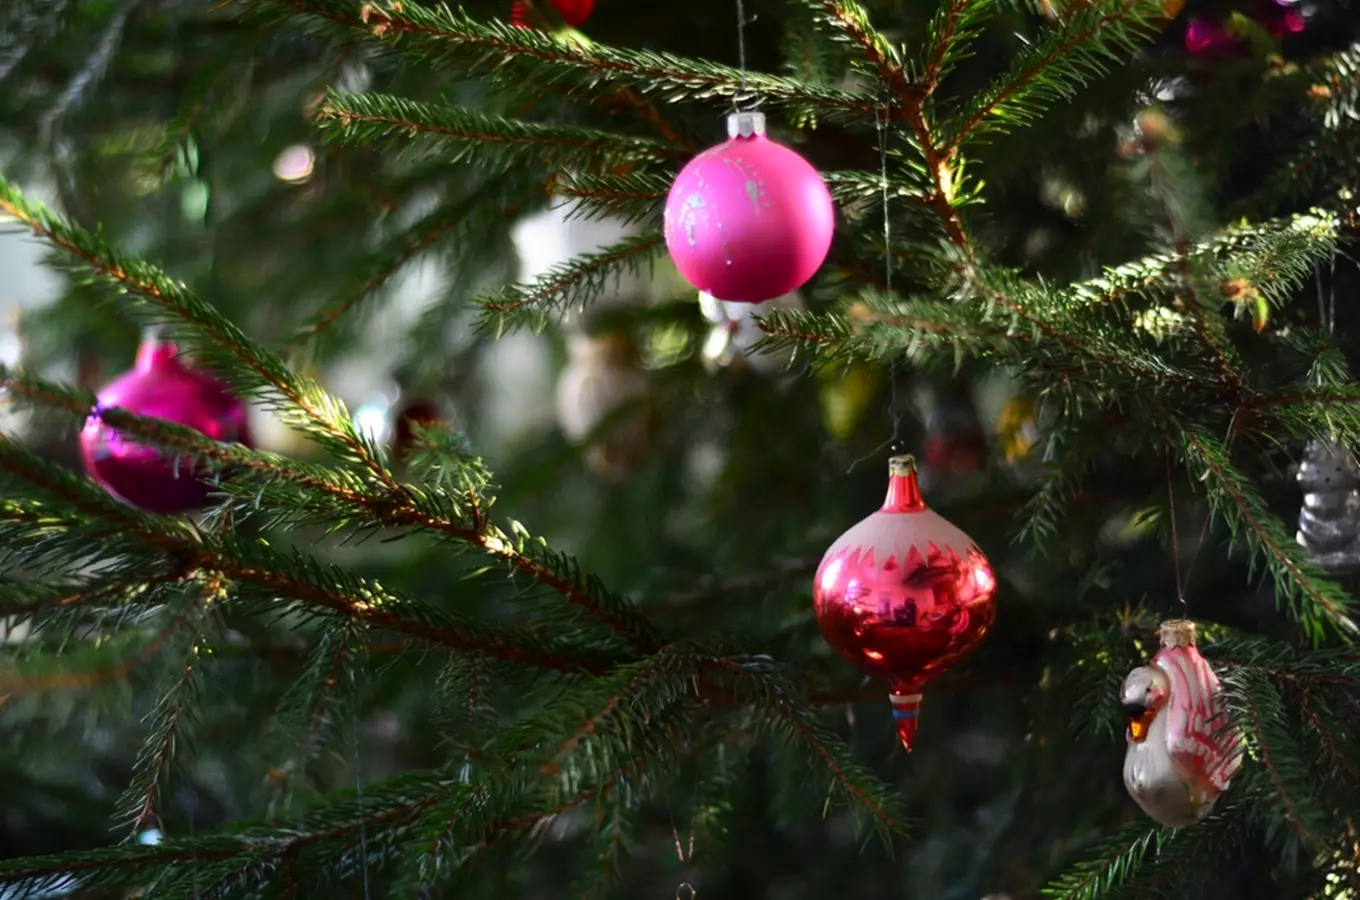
813 455 997 752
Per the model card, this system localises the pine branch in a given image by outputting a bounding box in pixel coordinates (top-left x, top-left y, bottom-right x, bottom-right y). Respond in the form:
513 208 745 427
1041 819 1163 899
0 436 616 674
114 602 211 836
793 0 909 100
0 175 400 493
702 655 911 840
0 612 184 698
475 230 663 333
2 358 663 656
262 620 364 797
283 198 470 352
313 90 675 170
1173 420 1357 641
1231 667 1330 856
1056 210 1338 314
919 0 992 91
948 258 1214 392
244 0 871 117
823 168 935 208
942 1 1157 150
553 170 669 225
1045 804 1249 899
1016 437 1097 550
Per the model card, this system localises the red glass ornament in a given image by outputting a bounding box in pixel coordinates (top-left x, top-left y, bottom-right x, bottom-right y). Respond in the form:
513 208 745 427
813 455 997 752
548 0 593 27
392 396 448 460
509 0 593 28
80 334 251 515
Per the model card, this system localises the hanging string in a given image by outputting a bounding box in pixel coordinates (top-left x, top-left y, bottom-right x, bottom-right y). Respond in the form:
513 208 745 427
1166 407 1240 611
1166 453 1185 608
732 0 755 110
847 101 904 473
878 101 906 451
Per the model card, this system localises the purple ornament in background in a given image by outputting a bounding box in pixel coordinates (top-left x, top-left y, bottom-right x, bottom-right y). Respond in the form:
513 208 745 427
1185 0 1305 57
80 333 251 514
663 111 835 304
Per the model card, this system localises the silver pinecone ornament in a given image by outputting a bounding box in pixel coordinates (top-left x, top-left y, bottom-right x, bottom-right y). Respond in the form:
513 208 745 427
1297 440 1360 572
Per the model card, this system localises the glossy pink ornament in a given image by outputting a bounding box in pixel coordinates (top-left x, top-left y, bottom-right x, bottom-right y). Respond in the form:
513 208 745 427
80 334 251 515
664 111 834 305
813 455 997 753
1121 620 1242 827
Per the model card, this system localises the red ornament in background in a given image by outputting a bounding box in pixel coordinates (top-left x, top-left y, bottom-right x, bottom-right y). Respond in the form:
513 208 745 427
813 455 997 753
392 396 449 461
510 0 593 28
80 332 251 515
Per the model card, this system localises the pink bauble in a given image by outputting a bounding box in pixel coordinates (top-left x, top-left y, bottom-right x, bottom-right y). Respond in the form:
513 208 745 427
664 112 834 304
80 335 251 515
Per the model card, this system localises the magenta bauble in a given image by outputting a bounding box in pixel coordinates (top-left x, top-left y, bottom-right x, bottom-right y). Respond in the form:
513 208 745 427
80 334 251 515
663 111 834 304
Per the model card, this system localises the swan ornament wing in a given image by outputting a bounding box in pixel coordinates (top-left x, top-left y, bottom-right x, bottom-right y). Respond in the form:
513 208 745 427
1121 634 1241 828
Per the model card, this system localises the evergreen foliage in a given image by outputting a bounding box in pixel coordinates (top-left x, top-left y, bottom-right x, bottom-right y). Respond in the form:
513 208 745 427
4 0 1360 896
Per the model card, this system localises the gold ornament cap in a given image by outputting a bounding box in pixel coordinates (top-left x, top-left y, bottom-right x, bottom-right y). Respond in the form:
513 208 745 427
1159 619 1197 649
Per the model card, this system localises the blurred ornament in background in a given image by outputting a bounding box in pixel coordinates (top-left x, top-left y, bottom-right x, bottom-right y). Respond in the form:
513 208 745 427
512 196 659 330
913 381 986 490
0 310 29 438
1296 439 1360 573
1185 1 1306 57
664 111 835 304
813 455 997 753
81 332 251 515
555 331 651 479
818 363 881 442
392 394 454 461
509 0 593 28
698 290 803 375
1121 619 1241 827
1041 0 1184 24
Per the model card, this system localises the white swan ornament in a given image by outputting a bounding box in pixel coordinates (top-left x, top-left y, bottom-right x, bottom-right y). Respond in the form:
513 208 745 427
1121 619 1241 828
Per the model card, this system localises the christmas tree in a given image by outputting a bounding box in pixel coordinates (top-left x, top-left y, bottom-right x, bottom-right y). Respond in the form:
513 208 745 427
4 0 1360 895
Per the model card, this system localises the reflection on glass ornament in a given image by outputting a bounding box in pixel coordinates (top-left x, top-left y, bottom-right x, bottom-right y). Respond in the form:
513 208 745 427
555 332 651 479
698 290 802 375
813 456 997 753
1121 620 1241 827
1296 439 1360 573
664 111 835 304
80 332 251 515
272 145 316 184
